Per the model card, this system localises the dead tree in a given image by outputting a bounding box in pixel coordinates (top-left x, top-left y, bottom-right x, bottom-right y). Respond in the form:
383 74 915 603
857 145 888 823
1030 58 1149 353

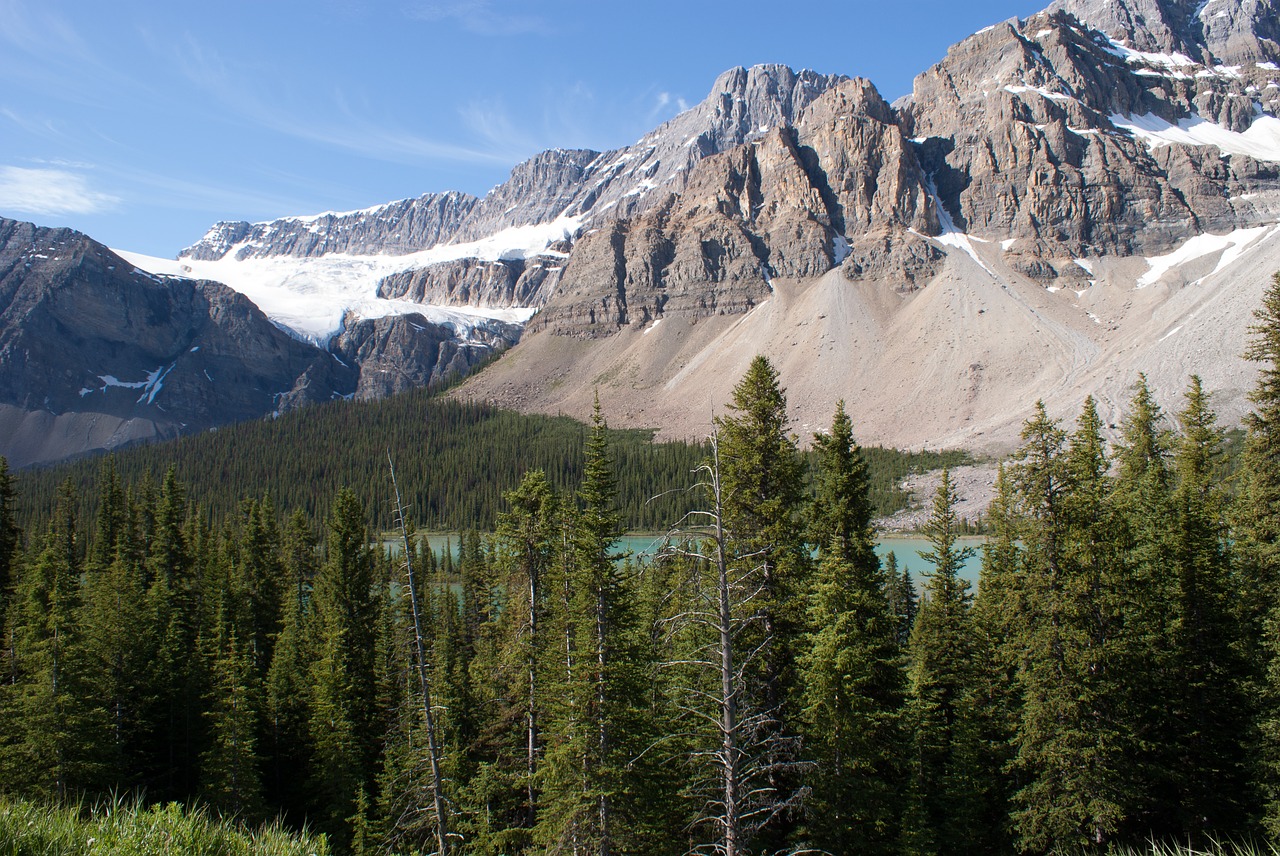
388 454 451 856
656 433 806 856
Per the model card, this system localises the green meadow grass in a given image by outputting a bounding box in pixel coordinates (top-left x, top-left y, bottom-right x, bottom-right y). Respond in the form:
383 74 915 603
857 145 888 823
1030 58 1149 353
0 795 329 856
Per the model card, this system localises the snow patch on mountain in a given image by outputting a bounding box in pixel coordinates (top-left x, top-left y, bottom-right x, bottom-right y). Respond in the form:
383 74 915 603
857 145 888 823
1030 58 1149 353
1137 224 1279 287
1111 111 1280 162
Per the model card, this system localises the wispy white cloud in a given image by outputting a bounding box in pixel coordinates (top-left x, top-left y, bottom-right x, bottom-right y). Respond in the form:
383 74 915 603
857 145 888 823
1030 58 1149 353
404 1 550 36
647 91 691 124
157 32 516 168
1 108 71 142
0 166 119 216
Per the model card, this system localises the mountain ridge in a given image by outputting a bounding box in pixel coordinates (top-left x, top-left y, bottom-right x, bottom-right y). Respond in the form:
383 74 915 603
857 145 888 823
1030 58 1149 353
5 0 1280 466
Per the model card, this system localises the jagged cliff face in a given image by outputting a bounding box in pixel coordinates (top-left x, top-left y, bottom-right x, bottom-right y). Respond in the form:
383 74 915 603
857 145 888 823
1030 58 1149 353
453 0 1280 450
532 78 942 337
900 9 1280 281
1049 0 1280 65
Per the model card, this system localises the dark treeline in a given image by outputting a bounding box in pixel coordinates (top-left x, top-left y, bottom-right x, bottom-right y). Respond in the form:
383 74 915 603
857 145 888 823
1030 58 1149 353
13 391 966 537
7 273 1280 855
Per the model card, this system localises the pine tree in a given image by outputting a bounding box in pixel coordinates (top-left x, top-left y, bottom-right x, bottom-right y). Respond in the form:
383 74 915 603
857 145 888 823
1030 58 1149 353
468 470 559 853
798 401 903 855
883 552 917 649
901 469 981 856
78 526 155 791
309 488 383 849
1163 376 1251 837
143 467 207 800
1007 399 1132 850
264 509 318 822
713 355 808 847
0 483 105 799
201 620 265 820
0 457 17 623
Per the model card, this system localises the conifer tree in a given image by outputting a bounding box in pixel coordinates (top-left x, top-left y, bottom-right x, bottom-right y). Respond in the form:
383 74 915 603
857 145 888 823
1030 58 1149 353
78 523 154 791
798 401 903 855
883 552 917 649
201 621 265 820
1240 273 1280 834
1239 272 1280 604
902 469 981 856
0 483 105 800
1007 399 1132 850
1164 376 1251 837
713 355 808 846
469 470 559 853
0 457 17 622
143 467 207 800
309 488 383 849
265 509 318 822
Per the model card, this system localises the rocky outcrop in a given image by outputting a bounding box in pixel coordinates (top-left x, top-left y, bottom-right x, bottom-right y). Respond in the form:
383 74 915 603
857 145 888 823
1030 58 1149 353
333 313 519 399
532 77 943 335
898 10 1280 265
182 191 478 261
377 254 564 308
1048 0 1280 66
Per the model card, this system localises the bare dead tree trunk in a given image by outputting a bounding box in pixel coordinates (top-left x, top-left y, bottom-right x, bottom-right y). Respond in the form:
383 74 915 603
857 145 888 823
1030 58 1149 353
388 454 450 856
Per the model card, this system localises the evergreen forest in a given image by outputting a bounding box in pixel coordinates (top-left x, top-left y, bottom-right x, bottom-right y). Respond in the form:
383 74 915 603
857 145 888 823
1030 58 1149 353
7 274 1280 855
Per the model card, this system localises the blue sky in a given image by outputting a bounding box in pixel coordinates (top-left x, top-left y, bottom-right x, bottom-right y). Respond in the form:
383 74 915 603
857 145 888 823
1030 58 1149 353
0 0 1040 257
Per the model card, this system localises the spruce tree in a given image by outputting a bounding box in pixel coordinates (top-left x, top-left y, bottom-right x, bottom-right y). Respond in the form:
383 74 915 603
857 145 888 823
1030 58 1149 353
713 355 808 847
0 457 17 622
0 484 105 800
1239 272 1280 835
201 620 265 820
1165 376 1251 837
901 469 981 856
798 400 903 855
1008 399 1131 850
309 488 383 850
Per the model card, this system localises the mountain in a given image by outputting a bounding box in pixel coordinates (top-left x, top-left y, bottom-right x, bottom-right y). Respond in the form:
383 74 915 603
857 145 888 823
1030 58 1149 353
453 0 1280 451
6 0 1280 465
0 220 518 467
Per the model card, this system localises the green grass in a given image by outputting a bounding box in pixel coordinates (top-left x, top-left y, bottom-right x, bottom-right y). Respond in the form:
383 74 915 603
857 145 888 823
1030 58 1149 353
0 795 329 856
1109 842 1278 856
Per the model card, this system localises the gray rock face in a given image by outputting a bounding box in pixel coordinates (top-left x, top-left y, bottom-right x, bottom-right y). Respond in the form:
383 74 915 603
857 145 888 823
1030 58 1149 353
376 255 564 308
0 218 359 465
898 10 1280 265
333 313 520 399
532 78 943 336
1048 0 1280 65
182 191 478 261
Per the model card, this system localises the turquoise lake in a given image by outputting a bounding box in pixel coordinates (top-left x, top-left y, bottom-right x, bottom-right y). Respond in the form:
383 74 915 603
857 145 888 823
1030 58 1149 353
398 533 985 586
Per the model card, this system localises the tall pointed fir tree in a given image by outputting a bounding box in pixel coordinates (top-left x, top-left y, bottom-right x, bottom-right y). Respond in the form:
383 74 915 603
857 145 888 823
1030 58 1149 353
713 355 808 848
1006 399 1134 850
265 508 319 823
308 488 384 850
468 469 559 854
901 469 981 856
143 466 207 800
1164 376 1251 837
77 481 154 792
0 457 18 623
201 617 265 821
797 400 903 855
